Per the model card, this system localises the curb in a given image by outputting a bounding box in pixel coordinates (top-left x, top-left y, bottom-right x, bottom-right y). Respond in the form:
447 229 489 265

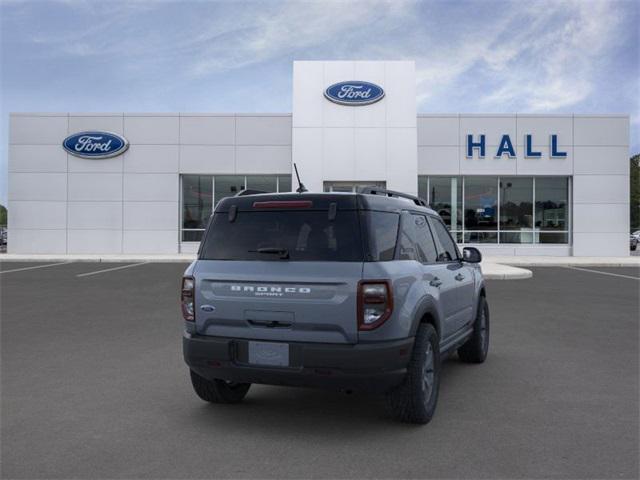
481 263 533 280
483 256 640 268
494 262 639 267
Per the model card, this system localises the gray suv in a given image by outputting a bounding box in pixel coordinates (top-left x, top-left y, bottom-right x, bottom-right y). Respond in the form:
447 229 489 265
182 188 489 424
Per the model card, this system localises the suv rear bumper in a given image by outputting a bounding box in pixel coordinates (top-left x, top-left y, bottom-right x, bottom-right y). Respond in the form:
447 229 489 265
183 333 414 393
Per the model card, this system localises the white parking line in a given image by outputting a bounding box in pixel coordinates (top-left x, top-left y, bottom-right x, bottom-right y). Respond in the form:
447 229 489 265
566 266 640 281
76 262 148 278
0 262 72 274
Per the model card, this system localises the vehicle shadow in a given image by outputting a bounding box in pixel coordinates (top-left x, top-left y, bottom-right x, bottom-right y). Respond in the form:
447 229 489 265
181 356 477 436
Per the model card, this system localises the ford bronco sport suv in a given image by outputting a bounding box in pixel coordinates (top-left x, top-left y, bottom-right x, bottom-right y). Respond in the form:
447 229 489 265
182 187 489 424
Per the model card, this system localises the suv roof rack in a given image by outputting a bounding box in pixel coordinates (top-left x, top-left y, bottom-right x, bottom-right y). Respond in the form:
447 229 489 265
358 186 429 208
235 189 267 196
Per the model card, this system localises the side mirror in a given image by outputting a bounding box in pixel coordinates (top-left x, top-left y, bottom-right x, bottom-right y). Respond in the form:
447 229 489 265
462 247 482 263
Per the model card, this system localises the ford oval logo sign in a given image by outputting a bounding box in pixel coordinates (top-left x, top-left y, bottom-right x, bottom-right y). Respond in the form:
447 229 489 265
324 81 385 106
62 131 129 159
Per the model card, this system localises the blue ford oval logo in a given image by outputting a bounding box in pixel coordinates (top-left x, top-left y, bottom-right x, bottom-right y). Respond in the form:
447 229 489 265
324 81 385 106
62 131 129 159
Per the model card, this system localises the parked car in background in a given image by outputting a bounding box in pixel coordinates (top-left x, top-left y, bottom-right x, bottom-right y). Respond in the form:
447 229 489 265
0 226 7 246
631 230 640 241
630 235 638 251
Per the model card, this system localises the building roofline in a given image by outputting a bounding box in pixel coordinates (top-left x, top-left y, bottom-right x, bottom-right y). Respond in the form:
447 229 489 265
10 112 629 119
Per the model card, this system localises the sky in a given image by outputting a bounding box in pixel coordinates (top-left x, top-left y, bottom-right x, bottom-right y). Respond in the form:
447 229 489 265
1 0 638 206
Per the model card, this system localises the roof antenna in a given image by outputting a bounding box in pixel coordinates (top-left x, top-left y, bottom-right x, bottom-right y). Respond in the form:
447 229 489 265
293 163 308 193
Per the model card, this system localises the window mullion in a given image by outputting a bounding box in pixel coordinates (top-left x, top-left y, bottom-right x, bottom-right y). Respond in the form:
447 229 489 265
462 176 465 244
532 177 536 244
497 176 501 244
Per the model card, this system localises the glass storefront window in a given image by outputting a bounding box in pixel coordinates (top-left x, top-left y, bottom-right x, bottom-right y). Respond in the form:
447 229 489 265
500 177 533 229
535 177 568 231
181 174 292 242
182 175 213 242
499 177 533 243
417 176 428 202
420 175 570 245
214 175 245 205
537 232 569 244
323 181 386 193
181 174 570 245
500 231 535 244
464 177 498 233
463 231 498 244
246 175 277 193
278 175 292 192
428 177 462 231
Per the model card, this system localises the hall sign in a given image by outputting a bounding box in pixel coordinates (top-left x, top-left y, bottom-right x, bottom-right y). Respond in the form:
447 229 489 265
466 134 567 159
324 81 385 106
62 131 129 159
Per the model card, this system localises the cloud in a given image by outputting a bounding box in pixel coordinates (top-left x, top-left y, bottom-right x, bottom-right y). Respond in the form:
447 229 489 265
488 1 622 111
6 0 628 114
185 1 417 77
0 0 637 136
412 0 626 113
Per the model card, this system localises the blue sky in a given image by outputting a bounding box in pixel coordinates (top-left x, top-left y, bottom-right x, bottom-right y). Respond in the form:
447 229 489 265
1 0 638 205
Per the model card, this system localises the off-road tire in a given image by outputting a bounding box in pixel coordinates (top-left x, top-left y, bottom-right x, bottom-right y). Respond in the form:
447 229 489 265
458 296 490 363
386 323 440 424
190 370 251 404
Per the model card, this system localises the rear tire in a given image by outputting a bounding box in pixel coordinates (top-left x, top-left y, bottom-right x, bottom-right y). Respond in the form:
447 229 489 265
458 296 490 363
189 370 251 404
386 323 440 424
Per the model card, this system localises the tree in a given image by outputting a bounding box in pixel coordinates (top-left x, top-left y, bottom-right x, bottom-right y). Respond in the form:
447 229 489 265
0 204 6 226
631 154 640 231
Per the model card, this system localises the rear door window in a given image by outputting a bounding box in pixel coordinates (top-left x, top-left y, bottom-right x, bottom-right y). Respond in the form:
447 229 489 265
200 210 363 261
427 216 460 262
413 214 438 263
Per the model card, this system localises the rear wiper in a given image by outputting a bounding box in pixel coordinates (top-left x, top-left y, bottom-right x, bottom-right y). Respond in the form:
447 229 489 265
249 247 290 259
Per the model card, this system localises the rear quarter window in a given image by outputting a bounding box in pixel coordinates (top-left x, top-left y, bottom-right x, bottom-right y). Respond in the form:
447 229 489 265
363 211 400 261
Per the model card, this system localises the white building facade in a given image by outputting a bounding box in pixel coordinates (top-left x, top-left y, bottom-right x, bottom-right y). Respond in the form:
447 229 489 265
7 61 630 256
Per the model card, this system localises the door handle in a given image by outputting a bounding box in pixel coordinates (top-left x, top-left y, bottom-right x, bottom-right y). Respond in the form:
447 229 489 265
429 277 442 287
455 273 465 281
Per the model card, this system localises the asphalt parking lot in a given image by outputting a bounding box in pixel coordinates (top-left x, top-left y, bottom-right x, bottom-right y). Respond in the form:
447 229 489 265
1 262 638 479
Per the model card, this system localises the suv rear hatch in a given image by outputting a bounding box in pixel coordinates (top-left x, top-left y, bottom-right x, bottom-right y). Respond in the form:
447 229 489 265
194 195 363 344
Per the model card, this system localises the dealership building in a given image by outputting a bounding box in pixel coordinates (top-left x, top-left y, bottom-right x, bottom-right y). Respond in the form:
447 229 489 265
7 61 630 256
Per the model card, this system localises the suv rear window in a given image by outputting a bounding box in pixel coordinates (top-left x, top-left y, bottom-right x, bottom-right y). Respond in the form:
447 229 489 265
200 210 363 261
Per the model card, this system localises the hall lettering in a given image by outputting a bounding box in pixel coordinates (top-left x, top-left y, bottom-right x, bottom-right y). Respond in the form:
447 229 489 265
466 134 567 158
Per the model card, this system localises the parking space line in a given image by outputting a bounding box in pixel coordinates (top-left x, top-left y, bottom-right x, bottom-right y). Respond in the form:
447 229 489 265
566 266 640 280
76 262 148 278
0 262 73 274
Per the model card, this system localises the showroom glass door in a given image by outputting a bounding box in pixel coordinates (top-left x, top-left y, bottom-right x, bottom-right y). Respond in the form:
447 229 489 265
323 181 386 193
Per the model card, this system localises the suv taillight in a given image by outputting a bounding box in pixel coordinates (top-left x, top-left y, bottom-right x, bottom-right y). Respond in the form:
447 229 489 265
181 276 195 321
358 280 393 330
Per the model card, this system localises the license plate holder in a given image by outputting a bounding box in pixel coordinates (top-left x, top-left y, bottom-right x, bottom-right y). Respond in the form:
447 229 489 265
248 341 289 367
